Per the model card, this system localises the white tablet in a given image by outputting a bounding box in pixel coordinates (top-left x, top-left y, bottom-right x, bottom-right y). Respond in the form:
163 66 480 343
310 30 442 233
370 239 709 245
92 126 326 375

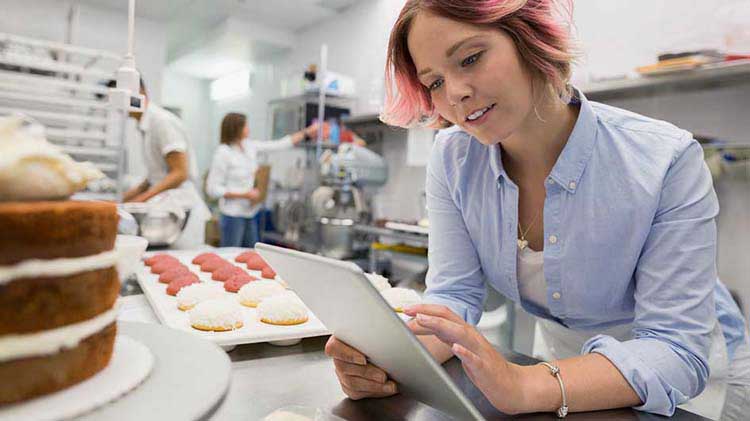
256 243 485 420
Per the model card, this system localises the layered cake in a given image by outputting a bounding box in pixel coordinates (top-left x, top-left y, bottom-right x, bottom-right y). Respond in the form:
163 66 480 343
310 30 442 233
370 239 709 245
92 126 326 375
0 116 118 405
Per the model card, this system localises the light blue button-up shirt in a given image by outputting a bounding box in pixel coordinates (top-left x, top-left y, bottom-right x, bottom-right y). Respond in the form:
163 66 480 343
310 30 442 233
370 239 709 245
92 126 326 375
423 90 746 416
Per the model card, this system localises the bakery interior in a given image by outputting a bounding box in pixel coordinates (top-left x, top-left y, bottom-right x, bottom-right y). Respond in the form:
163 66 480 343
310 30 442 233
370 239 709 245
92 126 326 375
1 0 750 420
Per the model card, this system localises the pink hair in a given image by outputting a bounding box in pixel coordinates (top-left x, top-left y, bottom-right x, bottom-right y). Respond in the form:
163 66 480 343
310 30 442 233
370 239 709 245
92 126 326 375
380 0 575 128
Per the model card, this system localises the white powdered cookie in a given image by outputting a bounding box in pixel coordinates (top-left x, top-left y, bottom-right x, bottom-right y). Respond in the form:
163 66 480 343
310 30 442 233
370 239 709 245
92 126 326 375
365 272 391 291
380 287 421 312
189 299 244 332
237 279 286 308
257 291 309 326
176 282 225 311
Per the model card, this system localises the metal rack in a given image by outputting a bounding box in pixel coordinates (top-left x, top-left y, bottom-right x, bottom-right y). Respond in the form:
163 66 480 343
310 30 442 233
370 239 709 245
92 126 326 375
0 32 126 200
581 60 750 101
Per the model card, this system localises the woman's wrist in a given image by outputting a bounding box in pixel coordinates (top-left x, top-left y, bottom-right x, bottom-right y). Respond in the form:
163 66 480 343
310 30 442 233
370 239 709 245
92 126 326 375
514 363 564 414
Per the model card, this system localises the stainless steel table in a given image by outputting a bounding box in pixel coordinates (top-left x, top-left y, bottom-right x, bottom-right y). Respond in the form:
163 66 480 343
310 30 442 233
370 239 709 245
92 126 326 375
120 295 713 420
210 337 710 420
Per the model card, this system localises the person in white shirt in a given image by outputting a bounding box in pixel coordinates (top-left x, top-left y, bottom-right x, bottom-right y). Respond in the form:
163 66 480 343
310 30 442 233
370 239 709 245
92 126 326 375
206 112 321 247
123 79 210 248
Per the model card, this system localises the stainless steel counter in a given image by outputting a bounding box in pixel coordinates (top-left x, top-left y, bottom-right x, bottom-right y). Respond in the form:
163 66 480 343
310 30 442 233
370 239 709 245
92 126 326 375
119 295 712 420
208 336 710 421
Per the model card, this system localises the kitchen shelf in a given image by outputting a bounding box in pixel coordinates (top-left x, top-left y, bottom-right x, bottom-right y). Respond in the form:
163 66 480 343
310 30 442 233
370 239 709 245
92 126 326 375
47 128 108 142
0 31 126 199
342 113 381 125
0 90 109 110
58 145 120 158
0 69 110 95
0 106 107 127
581 60 750 101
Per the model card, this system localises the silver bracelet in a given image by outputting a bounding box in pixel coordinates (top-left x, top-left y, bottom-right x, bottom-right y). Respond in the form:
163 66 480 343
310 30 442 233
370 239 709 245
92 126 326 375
539 362 569 418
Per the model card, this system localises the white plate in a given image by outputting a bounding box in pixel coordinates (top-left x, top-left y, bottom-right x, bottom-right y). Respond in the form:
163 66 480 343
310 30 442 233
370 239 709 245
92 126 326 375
0 335 153 421
137 248 330 347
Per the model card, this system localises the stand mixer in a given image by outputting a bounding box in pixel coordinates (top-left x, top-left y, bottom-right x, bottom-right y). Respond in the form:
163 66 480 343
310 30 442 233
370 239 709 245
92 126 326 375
311 144 387 258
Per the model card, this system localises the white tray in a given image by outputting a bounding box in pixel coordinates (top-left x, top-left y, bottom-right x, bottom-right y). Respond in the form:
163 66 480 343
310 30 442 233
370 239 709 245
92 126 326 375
136 248 330 347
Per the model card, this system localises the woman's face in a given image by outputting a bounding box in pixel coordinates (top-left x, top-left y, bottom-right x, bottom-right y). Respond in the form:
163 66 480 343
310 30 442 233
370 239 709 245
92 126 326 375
241 123 249 140
407 11 535 145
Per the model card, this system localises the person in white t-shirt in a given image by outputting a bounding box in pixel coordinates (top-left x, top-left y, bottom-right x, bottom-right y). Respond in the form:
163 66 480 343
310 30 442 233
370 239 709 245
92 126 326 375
206 112 321 247
123 78 210 248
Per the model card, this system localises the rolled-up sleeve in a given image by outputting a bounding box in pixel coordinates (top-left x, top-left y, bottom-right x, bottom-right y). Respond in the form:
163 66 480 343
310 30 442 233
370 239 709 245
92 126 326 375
253 135 294 152
423 135 486 325
154 119 188 156
205 147 228 200
582 135 719 416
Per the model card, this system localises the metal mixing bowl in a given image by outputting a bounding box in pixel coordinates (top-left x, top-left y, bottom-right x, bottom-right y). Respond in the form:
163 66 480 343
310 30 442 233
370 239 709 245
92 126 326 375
119 203 190 247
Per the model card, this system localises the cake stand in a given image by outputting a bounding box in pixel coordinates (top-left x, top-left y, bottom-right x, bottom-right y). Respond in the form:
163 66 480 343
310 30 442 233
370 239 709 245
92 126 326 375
0 322 231 421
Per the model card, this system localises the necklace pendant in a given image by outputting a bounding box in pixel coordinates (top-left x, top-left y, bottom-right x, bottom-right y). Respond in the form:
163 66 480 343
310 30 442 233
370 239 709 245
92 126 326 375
517 239 528 250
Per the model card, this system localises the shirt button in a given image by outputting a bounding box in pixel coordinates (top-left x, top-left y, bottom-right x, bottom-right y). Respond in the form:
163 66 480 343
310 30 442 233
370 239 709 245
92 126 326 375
549 235 558 244
547 178 555 185
552 292 561 300
568 181 576 190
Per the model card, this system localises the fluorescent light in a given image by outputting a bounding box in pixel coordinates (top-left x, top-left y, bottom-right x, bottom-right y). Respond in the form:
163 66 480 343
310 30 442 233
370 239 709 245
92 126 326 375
210 70 249 101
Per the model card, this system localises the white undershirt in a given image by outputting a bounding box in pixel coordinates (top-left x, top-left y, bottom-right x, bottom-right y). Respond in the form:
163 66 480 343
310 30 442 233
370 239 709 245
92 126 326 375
516 246 549 310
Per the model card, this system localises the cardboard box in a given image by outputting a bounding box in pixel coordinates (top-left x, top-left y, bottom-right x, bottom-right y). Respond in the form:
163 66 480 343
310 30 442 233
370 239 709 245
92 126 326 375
253 165 271 205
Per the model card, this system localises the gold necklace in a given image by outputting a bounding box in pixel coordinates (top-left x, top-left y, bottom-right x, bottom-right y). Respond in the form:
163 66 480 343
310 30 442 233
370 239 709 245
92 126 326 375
517 210 541 250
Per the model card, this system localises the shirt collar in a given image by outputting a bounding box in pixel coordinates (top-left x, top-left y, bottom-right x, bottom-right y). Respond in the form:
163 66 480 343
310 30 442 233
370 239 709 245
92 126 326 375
548 89 598 193
487 88 598 193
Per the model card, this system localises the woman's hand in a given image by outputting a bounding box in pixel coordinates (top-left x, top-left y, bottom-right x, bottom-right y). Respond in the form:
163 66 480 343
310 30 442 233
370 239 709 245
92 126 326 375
324 335 398 400
224 189 260 202
245 189 260 201
404 304 528 415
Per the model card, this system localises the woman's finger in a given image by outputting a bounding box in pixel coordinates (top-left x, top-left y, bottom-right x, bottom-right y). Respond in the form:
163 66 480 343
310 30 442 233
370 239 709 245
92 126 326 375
337 370 397 395
416 314 495 361
341 383 397 400
333 359 387 384
413 313 464 344
452 342 485 372
407 318 434 336
325 336 367 365
403 304 464 324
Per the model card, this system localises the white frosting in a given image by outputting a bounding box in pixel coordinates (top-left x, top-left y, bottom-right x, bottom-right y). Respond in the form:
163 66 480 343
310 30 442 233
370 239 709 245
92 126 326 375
189 299 244 330
0 249 118 285
365 272 391 291
238 280 286 306
381 287 422 311
257 291 308 324
0 305 118 363
176 283 225 309
0 115 104 201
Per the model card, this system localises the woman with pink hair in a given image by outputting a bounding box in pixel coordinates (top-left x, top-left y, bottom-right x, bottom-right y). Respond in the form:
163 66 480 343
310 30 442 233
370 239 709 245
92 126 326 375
325 0 750 418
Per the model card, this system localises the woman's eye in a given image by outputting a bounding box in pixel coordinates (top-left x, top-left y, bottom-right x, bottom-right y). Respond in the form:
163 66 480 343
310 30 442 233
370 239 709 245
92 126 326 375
461 52 482 67
428 79 443 91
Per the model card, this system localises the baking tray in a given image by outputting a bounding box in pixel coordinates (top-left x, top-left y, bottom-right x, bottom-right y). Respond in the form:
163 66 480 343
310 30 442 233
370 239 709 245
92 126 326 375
136 247 330 347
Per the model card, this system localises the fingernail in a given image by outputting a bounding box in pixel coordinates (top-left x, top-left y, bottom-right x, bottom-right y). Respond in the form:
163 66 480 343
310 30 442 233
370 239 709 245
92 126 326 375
452 344 464 360
386 384 396 393
355 356 366 365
